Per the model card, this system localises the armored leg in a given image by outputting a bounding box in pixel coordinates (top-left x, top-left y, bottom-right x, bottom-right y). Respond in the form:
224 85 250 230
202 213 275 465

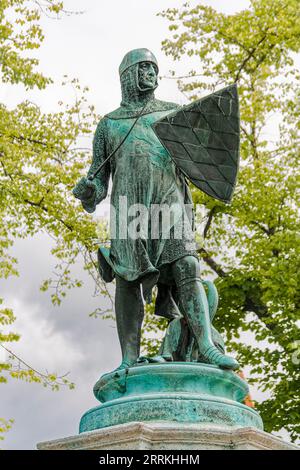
171 256 239 370
115 275 144 370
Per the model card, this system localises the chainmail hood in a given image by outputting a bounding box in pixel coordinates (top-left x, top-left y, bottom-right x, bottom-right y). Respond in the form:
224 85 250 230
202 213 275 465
105 63 179 120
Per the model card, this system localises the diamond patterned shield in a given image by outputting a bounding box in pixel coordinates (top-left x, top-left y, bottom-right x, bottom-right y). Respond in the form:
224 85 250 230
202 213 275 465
152 84 240 202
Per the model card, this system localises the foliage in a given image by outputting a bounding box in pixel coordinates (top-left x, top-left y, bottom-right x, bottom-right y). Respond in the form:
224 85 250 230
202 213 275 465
0 0 111 439
0 417 13 442
159 0 300 441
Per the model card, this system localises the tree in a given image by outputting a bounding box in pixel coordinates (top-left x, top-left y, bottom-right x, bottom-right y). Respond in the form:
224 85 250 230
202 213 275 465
158 0 300 441
0 0 111 440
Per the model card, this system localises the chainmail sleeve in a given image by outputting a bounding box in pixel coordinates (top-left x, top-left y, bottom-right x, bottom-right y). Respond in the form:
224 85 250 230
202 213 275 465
73 118 110 213
88 118 110 202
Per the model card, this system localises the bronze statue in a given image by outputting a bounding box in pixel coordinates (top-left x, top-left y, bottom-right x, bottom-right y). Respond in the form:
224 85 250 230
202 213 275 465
73 48 240 372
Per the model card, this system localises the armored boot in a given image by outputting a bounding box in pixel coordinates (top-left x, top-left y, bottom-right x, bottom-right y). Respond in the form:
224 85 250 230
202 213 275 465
114 275 144 371
172 256 239 370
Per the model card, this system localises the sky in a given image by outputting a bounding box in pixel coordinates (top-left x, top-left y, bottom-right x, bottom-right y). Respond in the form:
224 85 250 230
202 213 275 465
1 0 284 450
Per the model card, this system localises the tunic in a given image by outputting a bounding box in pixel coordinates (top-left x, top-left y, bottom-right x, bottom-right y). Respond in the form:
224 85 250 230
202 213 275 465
78 100 198 299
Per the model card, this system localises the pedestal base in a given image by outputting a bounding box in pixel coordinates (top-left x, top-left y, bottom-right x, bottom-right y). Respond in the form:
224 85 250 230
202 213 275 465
80 363 263 432
37 422 299 450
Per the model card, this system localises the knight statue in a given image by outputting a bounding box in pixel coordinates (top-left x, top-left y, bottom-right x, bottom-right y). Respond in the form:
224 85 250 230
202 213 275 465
73 48 240 372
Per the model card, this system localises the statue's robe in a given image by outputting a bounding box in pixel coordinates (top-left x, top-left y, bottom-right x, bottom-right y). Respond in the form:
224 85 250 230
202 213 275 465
77 99 198 318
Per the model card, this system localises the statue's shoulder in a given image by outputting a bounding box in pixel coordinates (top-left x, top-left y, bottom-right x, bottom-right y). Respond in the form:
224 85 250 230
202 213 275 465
105 99 180 120
104 107 126 120
154 99 180 111
93 116 111 138
95 116 110 128
93 117 111 146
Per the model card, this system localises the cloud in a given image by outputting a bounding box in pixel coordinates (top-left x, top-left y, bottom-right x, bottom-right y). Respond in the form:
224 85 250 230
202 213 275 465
1 297 84 373
0 235 120 449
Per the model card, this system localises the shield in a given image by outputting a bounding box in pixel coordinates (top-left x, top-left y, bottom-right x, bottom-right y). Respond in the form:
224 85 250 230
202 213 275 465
152 84 240 202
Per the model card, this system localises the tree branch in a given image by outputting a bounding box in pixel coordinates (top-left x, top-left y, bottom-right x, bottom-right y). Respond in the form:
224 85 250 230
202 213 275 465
198 248 286 344
203 206 217 239
198 247 226 277
250 220 275 236
234 33 268 82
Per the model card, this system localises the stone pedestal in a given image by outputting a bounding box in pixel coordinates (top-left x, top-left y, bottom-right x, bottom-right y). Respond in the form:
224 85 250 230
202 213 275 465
37 422 299 450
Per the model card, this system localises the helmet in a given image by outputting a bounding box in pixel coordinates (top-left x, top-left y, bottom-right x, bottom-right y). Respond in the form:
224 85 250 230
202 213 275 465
119 48 159 77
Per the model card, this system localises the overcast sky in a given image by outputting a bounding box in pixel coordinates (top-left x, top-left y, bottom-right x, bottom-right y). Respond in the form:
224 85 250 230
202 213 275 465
2 0 284 450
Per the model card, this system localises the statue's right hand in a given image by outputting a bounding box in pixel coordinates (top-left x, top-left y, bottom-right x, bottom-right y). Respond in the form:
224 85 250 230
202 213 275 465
72 177 97 201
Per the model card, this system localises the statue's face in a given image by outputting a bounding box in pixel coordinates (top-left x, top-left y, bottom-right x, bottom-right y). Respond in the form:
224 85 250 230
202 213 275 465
138 61 158 90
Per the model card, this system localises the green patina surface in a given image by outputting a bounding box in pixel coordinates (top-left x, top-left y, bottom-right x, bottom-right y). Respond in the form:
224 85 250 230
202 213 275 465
73 48 241 372
74 49 263 435
79 363 263 433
